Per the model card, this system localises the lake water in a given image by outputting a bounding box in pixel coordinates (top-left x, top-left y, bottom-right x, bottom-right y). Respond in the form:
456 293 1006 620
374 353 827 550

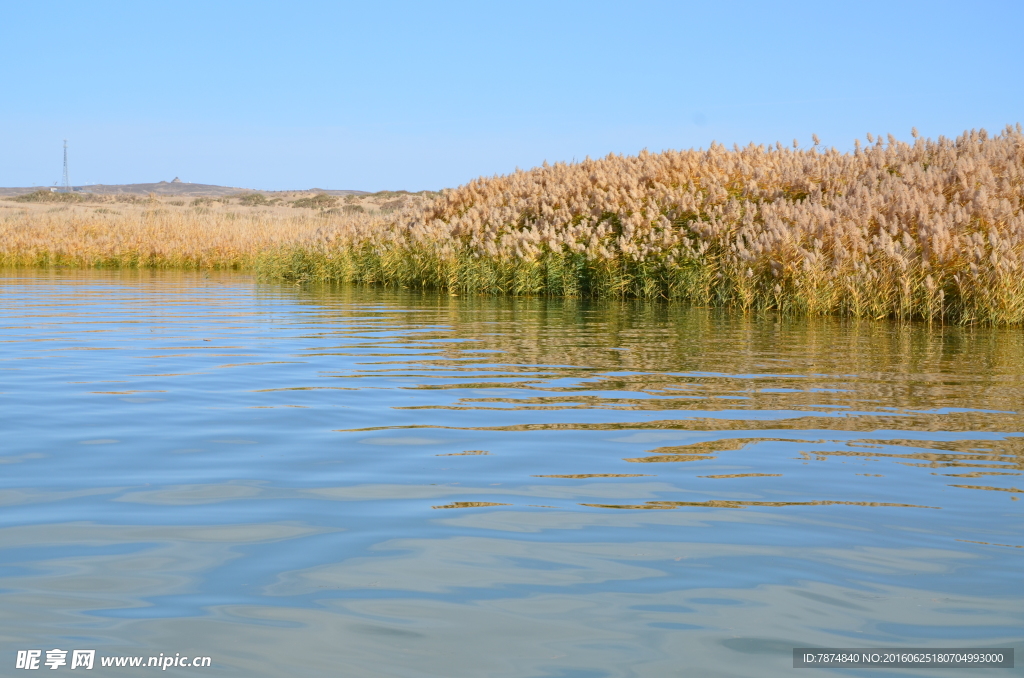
1 270 1021 677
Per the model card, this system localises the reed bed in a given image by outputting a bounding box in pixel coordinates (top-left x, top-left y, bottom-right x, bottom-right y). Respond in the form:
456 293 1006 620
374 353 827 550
269 126 1024 324
4 126 1024 323
0 207 340 269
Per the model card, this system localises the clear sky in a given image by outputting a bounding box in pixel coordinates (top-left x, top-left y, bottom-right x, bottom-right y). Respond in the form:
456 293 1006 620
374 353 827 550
2 1 1021 191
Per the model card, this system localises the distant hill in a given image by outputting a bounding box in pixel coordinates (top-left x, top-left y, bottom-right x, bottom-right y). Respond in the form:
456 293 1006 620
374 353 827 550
0 179 370 198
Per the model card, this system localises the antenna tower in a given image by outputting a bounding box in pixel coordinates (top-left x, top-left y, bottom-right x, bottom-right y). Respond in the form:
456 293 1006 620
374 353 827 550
62 140 71 193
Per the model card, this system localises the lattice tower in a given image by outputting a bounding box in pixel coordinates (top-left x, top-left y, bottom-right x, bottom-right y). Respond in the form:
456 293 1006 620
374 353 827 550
62 140 70 193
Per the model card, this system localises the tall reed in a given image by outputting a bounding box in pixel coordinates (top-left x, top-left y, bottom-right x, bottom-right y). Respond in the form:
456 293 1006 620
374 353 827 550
270 126 1024 324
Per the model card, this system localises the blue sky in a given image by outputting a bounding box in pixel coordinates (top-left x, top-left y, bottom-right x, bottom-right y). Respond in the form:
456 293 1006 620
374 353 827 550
1 1 1021 191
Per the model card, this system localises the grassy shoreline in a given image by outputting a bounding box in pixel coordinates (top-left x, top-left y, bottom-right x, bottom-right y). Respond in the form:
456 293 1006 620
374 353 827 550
4 126 1024 324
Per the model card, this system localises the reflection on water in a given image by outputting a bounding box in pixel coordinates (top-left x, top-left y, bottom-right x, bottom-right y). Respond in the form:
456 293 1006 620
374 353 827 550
1 269 1022 677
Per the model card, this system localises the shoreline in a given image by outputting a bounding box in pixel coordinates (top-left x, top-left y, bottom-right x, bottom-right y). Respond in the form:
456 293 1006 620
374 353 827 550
3 127 1023 325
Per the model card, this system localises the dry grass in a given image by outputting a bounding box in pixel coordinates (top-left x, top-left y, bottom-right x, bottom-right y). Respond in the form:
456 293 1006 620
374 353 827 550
0 191 425 269
0 206 324 269
4 126 1024 323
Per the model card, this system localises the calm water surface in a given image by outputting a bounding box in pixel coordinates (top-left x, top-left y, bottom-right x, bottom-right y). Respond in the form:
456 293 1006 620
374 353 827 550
1 270 1022 677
